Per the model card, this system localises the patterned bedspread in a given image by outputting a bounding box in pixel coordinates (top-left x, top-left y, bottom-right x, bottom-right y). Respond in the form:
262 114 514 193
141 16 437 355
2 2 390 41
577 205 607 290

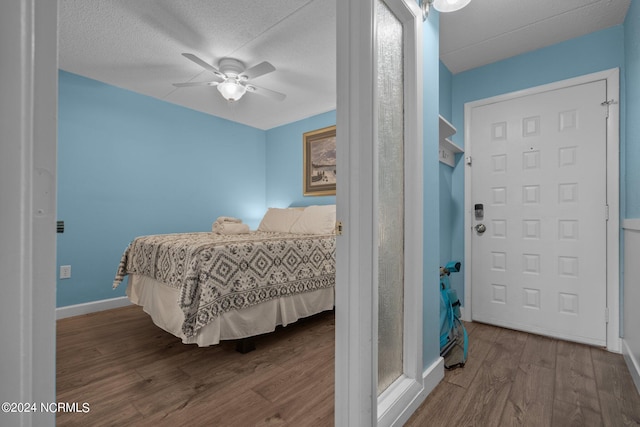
113 231 336 337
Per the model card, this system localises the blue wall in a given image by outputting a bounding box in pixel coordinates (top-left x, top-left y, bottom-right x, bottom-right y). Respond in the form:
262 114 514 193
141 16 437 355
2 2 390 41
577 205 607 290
449 25 626 305
439 163 453 264
439 61 453 122
265 110 336 207
423 10 441 370
57 71 267 307
626 2 640 218
439 61 455 266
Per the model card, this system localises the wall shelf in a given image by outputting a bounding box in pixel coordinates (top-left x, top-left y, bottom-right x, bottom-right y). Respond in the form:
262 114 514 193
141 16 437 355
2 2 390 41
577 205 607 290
439 115 462 167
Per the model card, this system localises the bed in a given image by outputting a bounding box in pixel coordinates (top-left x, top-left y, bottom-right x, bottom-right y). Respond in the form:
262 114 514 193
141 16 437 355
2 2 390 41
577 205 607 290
112 205 336 350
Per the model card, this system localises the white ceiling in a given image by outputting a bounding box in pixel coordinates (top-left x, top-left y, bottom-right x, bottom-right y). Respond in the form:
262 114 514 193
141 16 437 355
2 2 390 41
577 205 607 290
440 0 630 74
59 0 630 130
59 0 337 130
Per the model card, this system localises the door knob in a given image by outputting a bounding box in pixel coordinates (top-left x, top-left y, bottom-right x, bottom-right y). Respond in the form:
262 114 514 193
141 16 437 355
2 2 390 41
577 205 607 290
475 224 486 234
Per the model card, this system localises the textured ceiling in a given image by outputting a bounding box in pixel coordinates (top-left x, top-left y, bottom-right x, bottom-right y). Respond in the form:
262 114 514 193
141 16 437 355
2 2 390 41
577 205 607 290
59 0 336 130
440 0 630 74
59 0 630 130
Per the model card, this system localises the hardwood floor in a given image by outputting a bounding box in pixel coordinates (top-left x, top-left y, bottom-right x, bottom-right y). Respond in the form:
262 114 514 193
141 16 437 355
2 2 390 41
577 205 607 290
56 305 334 426
57 306 640 426
407 321 640 427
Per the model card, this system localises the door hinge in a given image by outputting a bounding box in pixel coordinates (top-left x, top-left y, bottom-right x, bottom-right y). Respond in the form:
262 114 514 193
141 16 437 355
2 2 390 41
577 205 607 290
335 220 343 236
605 307 609 323
466 156 472 166
605 204 609 221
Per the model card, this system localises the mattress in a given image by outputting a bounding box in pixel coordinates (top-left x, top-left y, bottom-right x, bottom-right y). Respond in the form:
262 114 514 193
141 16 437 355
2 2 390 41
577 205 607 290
114 230 336 345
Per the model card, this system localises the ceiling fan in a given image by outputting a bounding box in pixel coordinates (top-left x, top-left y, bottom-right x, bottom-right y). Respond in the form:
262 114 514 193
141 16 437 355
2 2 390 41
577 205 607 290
173 53 286 102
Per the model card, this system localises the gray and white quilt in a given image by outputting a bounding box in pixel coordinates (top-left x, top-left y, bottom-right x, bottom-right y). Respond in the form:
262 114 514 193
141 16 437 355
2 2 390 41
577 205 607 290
113 231 336 337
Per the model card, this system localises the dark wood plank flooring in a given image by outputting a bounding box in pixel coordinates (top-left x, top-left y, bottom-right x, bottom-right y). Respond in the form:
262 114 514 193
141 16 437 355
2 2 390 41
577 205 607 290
56 305 334 426
57 306 640 426
407 321 640 427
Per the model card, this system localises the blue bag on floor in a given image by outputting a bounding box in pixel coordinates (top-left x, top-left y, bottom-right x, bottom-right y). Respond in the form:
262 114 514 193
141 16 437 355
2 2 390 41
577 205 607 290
439 261 468 369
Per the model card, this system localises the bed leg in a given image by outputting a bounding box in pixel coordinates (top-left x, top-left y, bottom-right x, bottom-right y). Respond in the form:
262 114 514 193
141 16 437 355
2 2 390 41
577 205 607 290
235 338 256 354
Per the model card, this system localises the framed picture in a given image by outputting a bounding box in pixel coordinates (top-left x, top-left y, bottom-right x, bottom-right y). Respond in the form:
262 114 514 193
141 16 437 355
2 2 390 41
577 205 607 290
303 125 336 196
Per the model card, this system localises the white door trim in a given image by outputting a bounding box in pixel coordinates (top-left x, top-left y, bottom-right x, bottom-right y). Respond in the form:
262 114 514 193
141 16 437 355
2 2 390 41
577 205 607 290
335 0 376 423
335 0 424 425
463 68 620 352
377 0 424 425
0 0 58 425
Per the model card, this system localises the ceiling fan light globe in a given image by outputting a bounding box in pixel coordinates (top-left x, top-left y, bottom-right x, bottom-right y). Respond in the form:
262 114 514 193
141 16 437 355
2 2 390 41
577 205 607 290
433 0 471 13
217 80 247 101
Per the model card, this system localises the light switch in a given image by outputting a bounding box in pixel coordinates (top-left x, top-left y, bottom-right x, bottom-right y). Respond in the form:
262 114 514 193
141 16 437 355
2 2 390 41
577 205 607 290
60 265 71 279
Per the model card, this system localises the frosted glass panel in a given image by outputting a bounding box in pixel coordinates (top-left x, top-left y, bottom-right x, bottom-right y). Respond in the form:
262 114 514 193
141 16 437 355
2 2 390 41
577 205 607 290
376 0 404 396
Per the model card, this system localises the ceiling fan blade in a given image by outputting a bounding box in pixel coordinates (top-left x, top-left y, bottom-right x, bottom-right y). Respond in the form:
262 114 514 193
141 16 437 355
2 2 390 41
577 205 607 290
241 61 276 80
246 84 286 102
181 53 225 79
172 81 219 87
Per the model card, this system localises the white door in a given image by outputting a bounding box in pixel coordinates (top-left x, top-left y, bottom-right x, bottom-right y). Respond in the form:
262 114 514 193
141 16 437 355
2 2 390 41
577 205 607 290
469 80 608 346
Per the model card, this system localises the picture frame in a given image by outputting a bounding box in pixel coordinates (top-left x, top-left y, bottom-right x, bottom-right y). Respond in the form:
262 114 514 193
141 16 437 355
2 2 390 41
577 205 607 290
303 125 337 196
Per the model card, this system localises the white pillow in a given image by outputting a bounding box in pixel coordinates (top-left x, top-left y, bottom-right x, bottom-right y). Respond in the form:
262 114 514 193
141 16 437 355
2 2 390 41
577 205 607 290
290 205 336 235
257 208 304 232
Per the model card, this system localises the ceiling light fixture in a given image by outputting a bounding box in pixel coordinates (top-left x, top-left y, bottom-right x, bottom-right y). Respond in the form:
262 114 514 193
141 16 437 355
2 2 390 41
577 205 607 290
217 78 247 102
421 0 471 20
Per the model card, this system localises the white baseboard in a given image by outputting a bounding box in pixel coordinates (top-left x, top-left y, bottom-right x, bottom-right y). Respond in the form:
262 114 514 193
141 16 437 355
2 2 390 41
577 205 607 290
422 357 445 396
56 296 131 319
385 357 444 427
622 339 640 395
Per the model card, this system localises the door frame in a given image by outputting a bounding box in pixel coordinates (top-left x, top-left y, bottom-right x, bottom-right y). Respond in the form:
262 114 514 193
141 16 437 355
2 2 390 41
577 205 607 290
0 0 58 425
462 68 620 352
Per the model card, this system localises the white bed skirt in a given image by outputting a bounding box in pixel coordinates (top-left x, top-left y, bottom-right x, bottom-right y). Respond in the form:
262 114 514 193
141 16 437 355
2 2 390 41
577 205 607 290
126 274 334 347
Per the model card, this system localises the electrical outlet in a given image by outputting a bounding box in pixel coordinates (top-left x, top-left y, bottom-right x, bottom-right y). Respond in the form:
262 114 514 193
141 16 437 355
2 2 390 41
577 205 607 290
60 265 71 279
